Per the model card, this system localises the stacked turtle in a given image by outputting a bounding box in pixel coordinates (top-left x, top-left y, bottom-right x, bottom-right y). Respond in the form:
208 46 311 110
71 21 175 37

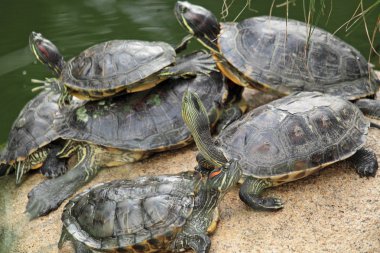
174 1 380 121
0 1 379 252
1 34 228 218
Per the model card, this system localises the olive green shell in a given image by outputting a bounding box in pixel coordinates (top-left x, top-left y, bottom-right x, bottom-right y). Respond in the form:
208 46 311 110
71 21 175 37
217 92 369 178
219 16 379 99
58 69 224 152
61 40 175 95
61 171 197 251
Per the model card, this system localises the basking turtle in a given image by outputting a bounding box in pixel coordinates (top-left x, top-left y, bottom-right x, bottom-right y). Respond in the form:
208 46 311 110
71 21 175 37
29 31 215 104
182 91 378 211
59 161 241 253
1 52 226 218
0 80 82 183
175 1 380 120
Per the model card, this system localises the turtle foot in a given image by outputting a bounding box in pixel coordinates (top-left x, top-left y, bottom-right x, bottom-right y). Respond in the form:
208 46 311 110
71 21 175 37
26 178 74 219
166 51 217 78
239 191 284 211
187 51 217 76
348 148 378 178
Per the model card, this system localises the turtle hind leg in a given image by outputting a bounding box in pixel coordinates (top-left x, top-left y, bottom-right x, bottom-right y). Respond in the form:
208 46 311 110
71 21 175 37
160 51 216 77
40 142 67 178
239 177 284 211
355 99 380 121
347 147 378 178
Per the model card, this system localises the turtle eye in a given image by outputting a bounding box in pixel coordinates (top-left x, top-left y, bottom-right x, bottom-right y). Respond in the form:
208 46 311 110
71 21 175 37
209 167 222 179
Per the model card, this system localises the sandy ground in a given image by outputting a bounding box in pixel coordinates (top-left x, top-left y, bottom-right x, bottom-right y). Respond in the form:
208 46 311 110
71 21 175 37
0 90 380 253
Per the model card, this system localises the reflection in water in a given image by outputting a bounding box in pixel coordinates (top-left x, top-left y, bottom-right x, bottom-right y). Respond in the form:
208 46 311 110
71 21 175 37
118 0 174 40
0 47 34 76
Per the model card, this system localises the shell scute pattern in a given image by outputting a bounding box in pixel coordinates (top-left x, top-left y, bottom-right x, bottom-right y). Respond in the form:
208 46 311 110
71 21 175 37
58 71 224 151
62 40 175 91
219 16 375 99
1 90 62 164
219 92 369 178
62 173 196 251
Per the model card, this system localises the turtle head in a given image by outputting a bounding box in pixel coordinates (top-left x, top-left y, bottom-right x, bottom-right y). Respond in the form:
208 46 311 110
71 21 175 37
175 1 220 52
207 158 241 192
182 91 227 168
29 32 64 76
183 91 242 192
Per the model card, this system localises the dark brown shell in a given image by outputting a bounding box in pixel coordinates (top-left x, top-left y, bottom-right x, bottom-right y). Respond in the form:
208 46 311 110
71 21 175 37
61 172 197 251
62 40 175 94
218 92 369 177
219 16 379 99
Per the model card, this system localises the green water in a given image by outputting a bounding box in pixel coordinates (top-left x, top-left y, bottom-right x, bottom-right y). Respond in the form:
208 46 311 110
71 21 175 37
0 0 379 143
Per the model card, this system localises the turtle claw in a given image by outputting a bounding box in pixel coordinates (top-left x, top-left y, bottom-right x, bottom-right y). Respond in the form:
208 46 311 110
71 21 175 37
239 189 284 211
253 197 284 211
26 179 65 219
15 161 29 185
191 52 218 76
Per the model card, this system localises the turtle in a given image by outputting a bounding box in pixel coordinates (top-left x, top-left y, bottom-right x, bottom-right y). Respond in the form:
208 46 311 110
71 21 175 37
0 80 83 183
181 91 378 211
58 160 241 253
29 31 215 105
174 1 380 121
1 52 227 218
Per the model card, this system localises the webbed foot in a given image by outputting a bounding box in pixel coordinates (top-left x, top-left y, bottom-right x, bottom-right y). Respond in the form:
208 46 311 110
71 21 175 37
26 161 99 219
239 192 284 211
162 51 217 78
348 148 378 178
239 177 283 211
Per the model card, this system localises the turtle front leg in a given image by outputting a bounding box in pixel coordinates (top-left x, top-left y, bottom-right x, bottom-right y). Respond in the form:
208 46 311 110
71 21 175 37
239 177 284 211
347 147 378 178
355 99 380 121
160 51 217 78
175 34 194 53
26 142 99 219
174 233 211 253
58 85 73 108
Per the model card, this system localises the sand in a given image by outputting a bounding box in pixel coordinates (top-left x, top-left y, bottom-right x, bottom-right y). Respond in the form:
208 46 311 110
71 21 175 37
0 89 379 253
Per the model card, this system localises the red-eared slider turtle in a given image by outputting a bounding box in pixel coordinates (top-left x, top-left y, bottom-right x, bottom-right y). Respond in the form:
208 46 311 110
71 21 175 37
59 159 241 253
1 52 227 218
0 81 83 183
29 31 215 105
182 91 378 211
175 1 380 120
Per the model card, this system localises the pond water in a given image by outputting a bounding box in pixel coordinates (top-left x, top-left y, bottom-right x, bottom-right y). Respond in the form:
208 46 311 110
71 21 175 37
0 0 379 143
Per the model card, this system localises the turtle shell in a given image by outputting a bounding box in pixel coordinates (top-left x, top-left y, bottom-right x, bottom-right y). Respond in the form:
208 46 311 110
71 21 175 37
58 63 225 152
218 16 379 100
61 171 197 251
0 90 62 165
61 40 176 97
218 92 369 180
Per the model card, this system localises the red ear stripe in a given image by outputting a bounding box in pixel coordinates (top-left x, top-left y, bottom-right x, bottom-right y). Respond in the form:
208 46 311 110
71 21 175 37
38 44 49 58
209 169 222 178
